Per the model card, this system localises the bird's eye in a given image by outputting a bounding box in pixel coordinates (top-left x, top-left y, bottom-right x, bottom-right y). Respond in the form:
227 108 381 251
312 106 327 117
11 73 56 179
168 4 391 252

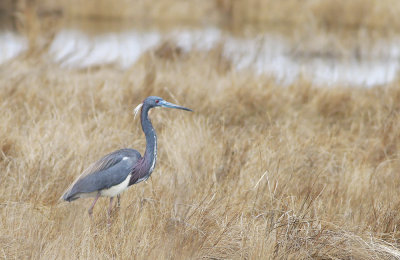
155 100 160 103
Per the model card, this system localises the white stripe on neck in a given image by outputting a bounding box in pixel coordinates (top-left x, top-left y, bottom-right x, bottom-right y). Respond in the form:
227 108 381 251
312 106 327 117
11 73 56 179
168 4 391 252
149 131 157 174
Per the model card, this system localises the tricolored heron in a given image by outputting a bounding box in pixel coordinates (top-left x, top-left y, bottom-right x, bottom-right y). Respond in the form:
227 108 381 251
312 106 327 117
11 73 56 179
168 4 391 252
61 96 192 218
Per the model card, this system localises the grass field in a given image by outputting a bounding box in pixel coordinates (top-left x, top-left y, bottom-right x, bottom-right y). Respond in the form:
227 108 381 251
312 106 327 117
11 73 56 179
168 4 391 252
1 0 400 259
1 45 400 259
3 0 400 32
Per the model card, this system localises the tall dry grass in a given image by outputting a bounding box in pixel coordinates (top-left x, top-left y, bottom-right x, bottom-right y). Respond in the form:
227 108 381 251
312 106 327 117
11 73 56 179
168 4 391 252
1 43 400 259
4 0 400 31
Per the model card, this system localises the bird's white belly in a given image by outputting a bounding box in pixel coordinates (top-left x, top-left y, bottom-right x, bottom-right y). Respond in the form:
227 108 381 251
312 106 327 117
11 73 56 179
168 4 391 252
100 175 131 197
76 191 98 199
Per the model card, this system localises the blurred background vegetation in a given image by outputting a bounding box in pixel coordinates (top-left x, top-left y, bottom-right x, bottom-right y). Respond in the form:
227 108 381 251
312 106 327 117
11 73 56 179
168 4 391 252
2 0 400 32
2 0 399 86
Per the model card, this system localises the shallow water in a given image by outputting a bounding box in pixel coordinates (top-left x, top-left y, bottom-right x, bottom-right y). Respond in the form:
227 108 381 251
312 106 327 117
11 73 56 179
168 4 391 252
1 22 400 87
0 31 27 64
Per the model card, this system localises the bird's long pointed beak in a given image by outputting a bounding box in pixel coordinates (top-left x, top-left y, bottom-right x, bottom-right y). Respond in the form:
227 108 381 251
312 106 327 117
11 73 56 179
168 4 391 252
160 100 193 112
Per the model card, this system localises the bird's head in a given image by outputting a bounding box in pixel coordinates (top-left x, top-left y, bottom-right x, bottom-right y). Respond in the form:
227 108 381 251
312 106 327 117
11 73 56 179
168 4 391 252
134 96 192 118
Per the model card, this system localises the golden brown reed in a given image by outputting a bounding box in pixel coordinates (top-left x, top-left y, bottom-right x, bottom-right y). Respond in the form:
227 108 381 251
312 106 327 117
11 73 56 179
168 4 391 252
13 0 400 32
1 47 400 259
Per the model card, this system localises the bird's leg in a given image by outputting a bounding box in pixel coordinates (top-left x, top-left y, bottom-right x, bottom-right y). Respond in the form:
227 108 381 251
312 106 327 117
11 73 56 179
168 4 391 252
108 197 114 217
88 192 101 217
107 197 115 226
117 194 121 208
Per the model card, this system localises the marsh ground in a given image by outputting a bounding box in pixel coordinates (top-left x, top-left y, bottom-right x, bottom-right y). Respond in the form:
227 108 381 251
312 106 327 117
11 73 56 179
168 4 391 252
1 1 400 259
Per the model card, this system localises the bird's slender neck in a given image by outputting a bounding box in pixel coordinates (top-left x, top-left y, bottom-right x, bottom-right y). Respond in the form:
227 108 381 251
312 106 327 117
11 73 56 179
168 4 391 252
141 104 157 174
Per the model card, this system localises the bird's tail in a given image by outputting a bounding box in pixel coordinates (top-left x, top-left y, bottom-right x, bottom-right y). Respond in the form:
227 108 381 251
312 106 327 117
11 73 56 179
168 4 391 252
59 173 84 202
59 186 74 202
59 190 69 202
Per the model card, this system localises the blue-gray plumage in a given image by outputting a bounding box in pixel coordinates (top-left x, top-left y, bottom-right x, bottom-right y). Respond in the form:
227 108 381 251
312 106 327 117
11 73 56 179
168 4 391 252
61 96 192 218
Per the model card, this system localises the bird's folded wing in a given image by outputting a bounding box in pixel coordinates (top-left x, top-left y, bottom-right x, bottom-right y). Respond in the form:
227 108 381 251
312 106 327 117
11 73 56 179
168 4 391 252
61 149 141 200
